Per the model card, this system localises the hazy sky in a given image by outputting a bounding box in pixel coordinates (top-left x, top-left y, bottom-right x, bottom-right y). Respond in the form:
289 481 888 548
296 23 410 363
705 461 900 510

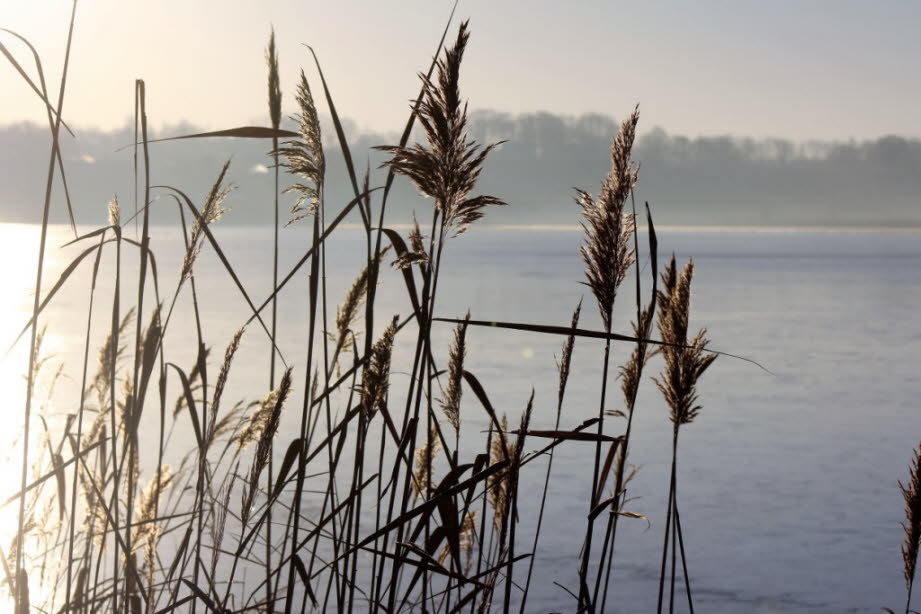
2 1 920 141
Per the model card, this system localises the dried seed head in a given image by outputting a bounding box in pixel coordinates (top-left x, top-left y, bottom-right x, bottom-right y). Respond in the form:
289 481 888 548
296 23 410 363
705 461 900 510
488 415 510 530
266 28 282 130
577 107 640 330
412 428 441 500
440 312 469 433
652 256 717 426
108 198 121 227
333 249 389 358
241 368 293 523
556 301 581 407
275 70 324 224
393 214 430 270
902 445 921 588
361 319 397 420
133 465 175 556
181 161 233 283
206 327 245 449
619 306 653 411
378 21 505 237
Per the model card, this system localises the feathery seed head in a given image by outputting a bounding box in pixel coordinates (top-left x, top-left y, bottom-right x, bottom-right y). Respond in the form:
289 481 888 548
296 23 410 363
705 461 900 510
361 319 397 421
108 198 121 227
378 21 506 237
557 301 582 407
266 28 282 130
577 106 640 330
276 70 324 224
412 428 441 500
440 312 469 433
653 256 716 426
901 445 921 588
181 161 233 283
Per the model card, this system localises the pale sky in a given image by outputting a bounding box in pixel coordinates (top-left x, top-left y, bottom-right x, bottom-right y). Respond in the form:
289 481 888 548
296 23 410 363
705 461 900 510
2 0 920 141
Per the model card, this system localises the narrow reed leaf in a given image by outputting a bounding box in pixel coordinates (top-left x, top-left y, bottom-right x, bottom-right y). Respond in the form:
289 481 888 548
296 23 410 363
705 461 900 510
115 126 298 151
291 554 318 607
272 438 304 500
509 430 623 443
0 33 74 136
166 363 203 450
461 370 508 452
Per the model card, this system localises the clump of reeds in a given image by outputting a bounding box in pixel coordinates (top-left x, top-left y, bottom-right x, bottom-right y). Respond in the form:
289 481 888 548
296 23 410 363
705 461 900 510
0 11 748 614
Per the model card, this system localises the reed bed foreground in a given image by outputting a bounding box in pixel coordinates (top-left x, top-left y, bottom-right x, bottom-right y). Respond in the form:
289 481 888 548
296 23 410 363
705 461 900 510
0 5 869 614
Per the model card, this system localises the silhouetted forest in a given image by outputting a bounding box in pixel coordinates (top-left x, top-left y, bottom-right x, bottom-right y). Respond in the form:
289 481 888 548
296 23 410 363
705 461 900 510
3 111 919 226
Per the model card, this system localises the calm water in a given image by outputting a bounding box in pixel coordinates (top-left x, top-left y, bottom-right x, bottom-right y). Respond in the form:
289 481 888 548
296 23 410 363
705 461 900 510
1 223 919 612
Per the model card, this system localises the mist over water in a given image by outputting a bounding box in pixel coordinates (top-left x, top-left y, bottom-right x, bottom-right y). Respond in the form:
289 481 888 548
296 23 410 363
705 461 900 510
4 223 918 612
3 113 921 228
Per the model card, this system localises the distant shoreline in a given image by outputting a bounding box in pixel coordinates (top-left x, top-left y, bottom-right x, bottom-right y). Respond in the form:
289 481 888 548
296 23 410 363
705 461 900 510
3 221 921 235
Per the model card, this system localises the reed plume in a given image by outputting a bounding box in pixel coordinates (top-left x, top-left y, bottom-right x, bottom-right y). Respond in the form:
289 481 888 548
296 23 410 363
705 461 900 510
275 70 324 224
440 312 469 434
488 415 511 531
107 198 120 227
332 250 389 360
241 368 293 523
901 444 921 613
206 327 245 450
558 302 580 406
412 428 441 500
266 28 282 132
577 107 639 331
360 318 396 421
620 306 653 412
133 465 175 583
378 21 506 237
235 367 292 452
653 257 717 427
392 214 430 270
180 161 232 283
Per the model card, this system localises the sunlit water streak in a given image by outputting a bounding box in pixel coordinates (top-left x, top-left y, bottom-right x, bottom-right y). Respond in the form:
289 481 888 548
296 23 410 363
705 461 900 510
0 222 919 612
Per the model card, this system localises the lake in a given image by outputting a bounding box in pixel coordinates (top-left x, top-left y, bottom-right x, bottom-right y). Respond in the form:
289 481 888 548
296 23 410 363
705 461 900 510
1 223 918 612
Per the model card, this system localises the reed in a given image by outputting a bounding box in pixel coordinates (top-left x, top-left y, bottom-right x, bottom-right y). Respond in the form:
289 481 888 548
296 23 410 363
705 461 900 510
575 107 639 612
653 256 717 614
900 445 921 614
